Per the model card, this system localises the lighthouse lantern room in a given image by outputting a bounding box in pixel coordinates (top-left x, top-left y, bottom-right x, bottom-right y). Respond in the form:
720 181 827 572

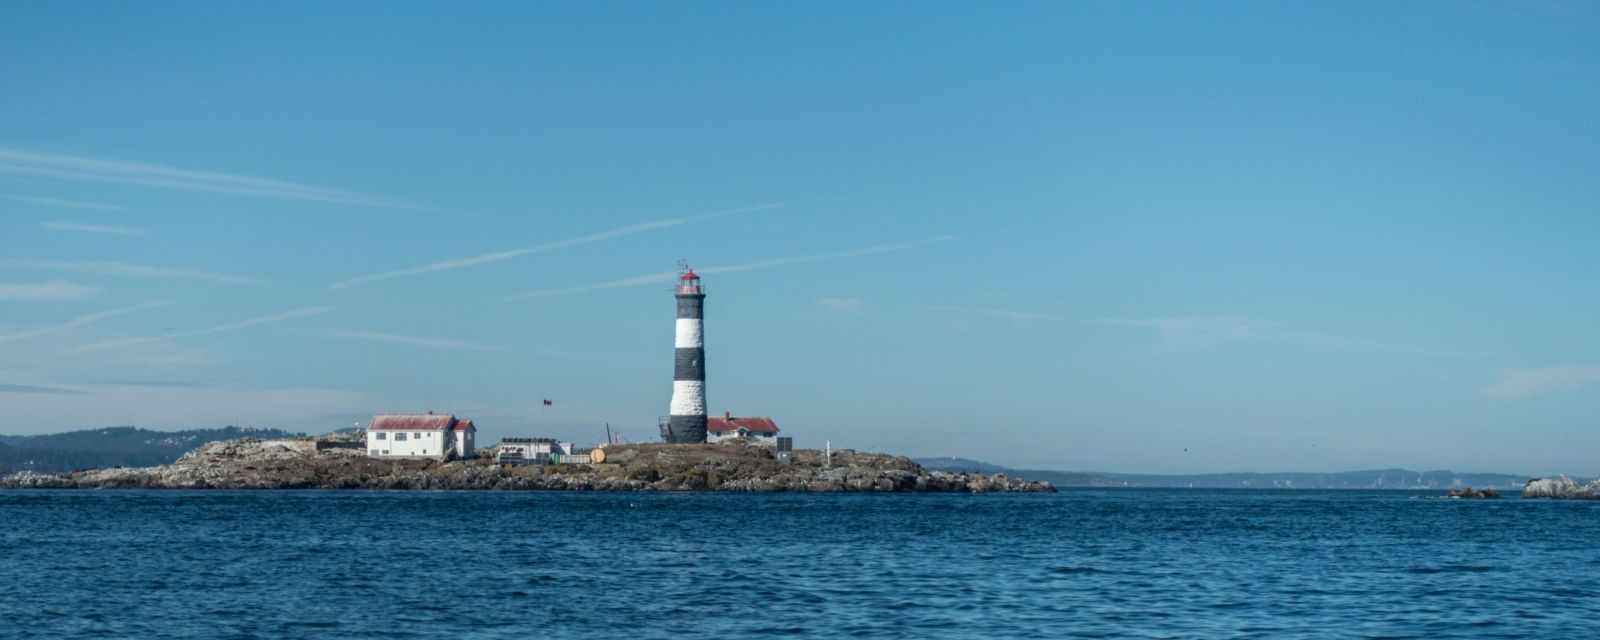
676 270 703 295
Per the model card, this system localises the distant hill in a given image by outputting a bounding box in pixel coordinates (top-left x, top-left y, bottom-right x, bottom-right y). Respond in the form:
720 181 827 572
915 458 1533 490
915 458 1110 487
0 426 302 473
1094 468 1533 490
914 457 1010 474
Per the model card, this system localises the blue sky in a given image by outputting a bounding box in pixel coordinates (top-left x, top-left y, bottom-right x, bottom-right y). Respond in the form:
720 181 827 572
2 2 1597 474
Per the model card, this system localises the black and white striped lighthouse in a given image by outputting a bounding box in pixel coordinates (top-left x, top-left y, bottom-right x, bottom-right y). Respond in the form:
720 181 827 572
664 266 707 443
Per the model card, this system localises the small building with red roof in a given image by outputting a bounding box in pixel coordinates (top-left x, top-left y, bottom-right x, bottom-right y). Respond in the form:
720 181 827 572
706 412 780 446
365 413 477 460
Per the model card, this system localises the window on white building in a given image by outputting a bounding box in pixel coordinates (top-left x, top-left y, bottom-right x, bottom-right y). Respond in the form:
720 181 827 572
395 433 408 441
375 433 387 440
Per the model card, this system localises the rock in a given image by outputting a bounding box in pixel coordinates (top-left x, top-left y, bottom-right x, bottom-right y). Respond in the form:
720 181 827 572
1523 477 1600 500
1446 486 1500 499
882 470 917 491
0 471 70 488
807 479 844 492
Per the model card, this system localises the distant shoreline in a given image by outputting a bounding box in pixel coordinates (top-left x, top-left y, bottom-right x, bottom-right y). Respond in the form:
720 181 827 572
913 457 1541 491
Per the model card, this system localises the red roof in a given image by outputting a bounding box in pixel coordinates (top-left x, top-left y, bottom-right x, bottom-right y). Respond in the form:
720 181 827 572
680 270 699 281
707 416 779 435
368 414 458 431
453 420 476 432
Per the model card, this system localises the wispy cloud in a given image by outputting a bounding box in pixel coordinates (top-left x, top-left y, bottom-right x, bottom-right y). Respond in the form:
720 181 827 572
928 309 1441 357
0 280 101 301
328 202 785 289
209 307 334 333
42 221 146 237
1 385 367 434
3 194 124 211
77 306 334 352
1091 316 1262 341
929 305 1066 321
1094 315 1482 358
4 259 264 285
116 344 223 370
1485 366 1600 400
0 300 171 344
505 235 954 300
63 379 207 389
309 329 505 351
1267 329 1487 359
0 148 400 207
0 383 89 396
818 297 865 313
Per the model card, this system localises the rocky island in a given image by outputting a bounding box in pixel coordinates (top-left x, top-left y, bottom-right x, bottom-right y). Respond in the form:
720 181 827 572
0 437 1055 493
1445 486 1500 499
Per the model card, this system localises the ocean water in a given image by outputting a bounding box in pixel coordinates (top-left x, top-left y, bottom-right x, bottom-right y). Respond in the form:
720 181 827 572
3 490 1598 639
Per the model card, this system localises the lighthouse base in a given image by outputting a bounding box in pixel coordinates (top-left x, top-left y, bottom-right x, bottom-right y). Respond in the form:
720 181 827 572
661 415 708 444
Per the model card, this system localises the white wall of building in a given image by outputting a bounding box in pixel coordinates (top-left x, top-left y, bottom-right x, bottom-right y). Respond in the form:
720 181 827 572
367 430 448 458
708 430 777 446
495 440 554 463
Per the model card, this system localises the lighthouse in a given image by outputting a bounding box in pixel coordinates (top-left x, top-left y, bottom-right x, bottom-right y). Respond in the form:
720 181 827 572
664 266 707 443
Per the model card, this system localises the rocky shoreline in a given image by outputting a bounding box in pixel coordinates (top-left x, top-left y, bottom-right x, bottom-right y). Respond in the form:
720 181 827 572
0 438 1055 493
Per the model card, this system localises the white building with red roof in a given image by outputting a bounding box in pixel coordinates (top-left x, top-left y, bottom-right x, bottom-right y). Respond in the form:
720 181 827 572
365 413 477 460
706 413 780 446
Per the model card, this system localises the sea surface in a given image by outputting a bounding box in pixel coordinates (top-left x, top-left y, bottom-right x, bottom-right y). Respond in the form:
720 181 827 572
3 490 1598 639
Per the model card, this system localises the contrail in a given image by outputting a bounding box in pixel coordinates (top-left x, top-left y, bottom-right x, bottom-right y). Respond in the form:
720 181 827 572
0 280 101 302
928 305 1066 321
3 259 264 285
3 194 125 211
0 301 172 344
203 307 334 334
309 329 505 352
328 202 785 289
42 221 147 237
503 235 955 300
0 383 90 396
0 148 402 207
77 306 334 352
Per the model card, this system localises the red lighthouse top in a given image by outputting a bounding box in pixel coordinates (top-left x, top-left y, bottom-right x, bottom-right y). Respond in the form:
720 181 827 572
676 264 703 295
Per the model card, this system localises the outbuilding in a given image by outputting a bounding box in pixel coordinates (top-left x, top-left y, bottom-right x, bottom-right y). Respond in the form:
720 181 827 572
496 437 556 464
366 414 476 460
706 414 780 446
